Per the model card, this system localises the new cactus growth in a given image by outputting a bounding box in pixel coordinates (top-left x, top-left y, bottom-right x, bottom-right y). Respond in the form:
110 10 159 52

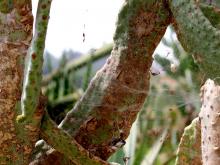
175 118 202 165
19 0 52 123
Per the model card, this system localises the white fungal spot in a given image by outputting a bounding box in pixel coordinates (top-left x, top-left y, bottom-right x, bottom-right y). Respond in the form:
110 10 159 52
170 63 178 73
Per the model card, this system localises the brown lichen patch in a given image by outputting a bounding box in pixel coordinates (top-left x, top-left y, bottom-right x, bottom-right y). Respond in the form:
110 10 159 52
29 149 73 165
42 15 48 20
85 118 98 132
134 12 156 38
32 52 37 60
0 43 25 162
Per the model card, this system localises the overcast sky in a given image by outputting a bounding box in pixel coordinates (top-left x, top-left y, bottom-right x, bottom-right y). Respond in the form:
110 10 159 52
32 0 124 58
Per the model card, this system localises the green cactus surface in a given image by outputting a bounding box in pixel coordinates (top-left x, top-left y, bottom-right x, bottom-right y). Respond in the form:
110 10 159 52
169 0 220 83
19 0 52 123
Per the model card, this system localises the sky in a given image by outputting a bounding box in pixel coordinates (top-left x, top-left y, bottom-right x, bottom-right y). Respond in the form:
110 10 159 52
32 0 176 65
32 0 124 58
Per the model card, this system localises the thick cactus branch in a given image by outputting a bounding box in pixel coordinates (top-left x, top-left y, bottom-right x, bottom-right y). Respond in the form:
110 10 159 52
0 1 33 163
40 113 110 165
18 0 52 122
200 3 220 29
175 118 202 165
58 0 172 160
169 0 220 82
199 79 220 164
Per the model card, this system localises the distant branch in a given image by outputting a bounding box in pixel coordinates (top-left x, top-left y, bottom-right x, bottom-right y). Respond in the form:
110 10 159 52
42 43 113 86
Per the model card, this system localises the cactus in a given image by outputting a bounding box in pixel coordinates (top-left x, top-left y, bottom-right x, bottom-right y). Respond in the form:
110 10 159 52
18 0 52 123
83 52 93 91
199 79 220 164
175 118 202 165
169 0 220 82
1 0 220 164
58 0 171 160
0 0 33 163
40 113 110 165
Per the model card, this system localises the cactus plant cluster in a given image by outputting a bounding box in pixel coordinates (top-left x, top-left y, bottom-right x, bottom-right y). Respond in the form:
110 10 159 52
1 0 220 164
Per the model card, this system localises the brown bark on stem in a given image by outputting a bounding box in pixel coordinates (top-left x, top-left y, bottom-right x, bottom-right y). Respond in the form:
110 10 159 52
32 1 172 164
59 0 172 160
0 1 34 164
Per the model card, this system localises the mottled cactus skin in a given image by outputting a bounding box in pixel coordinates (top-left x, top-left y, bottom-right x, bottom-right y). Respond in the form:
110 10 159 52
175 118 202 165
0 0 34 163
199 79 220 165
1 0 220 164
169 0 220 83
0 0 14 13
18 0 52 123
58 0 172 160
200 3 220 29
40 113 110 165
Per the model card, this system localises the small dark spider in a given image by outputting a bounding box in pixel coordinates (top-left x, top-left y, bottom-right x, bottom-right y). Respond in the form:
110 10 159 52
83 33 85 42
150 70 160 76
110 137 126 149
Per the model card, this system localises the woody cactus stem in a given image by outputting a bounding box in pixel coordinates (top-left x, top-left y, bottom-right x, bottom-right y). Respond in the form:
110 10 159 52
0 0 33 163
40 113 110 165
199 79 220 164
169 0 220 82
200 3 220 29
175 118 202 165
59 0 172 160
18 0 52 122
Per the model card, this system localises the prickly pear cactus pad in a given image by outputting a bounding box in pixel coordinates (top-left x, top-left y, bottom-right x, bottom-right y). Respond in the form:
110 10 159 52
169 0 220 82
175 118 202 165
0 1 33 163
199 79 220 165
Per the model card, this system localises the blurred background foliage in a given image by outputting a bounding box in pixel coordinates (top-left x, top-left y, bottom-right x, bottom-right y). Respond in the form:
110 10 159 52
42 26 202 165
